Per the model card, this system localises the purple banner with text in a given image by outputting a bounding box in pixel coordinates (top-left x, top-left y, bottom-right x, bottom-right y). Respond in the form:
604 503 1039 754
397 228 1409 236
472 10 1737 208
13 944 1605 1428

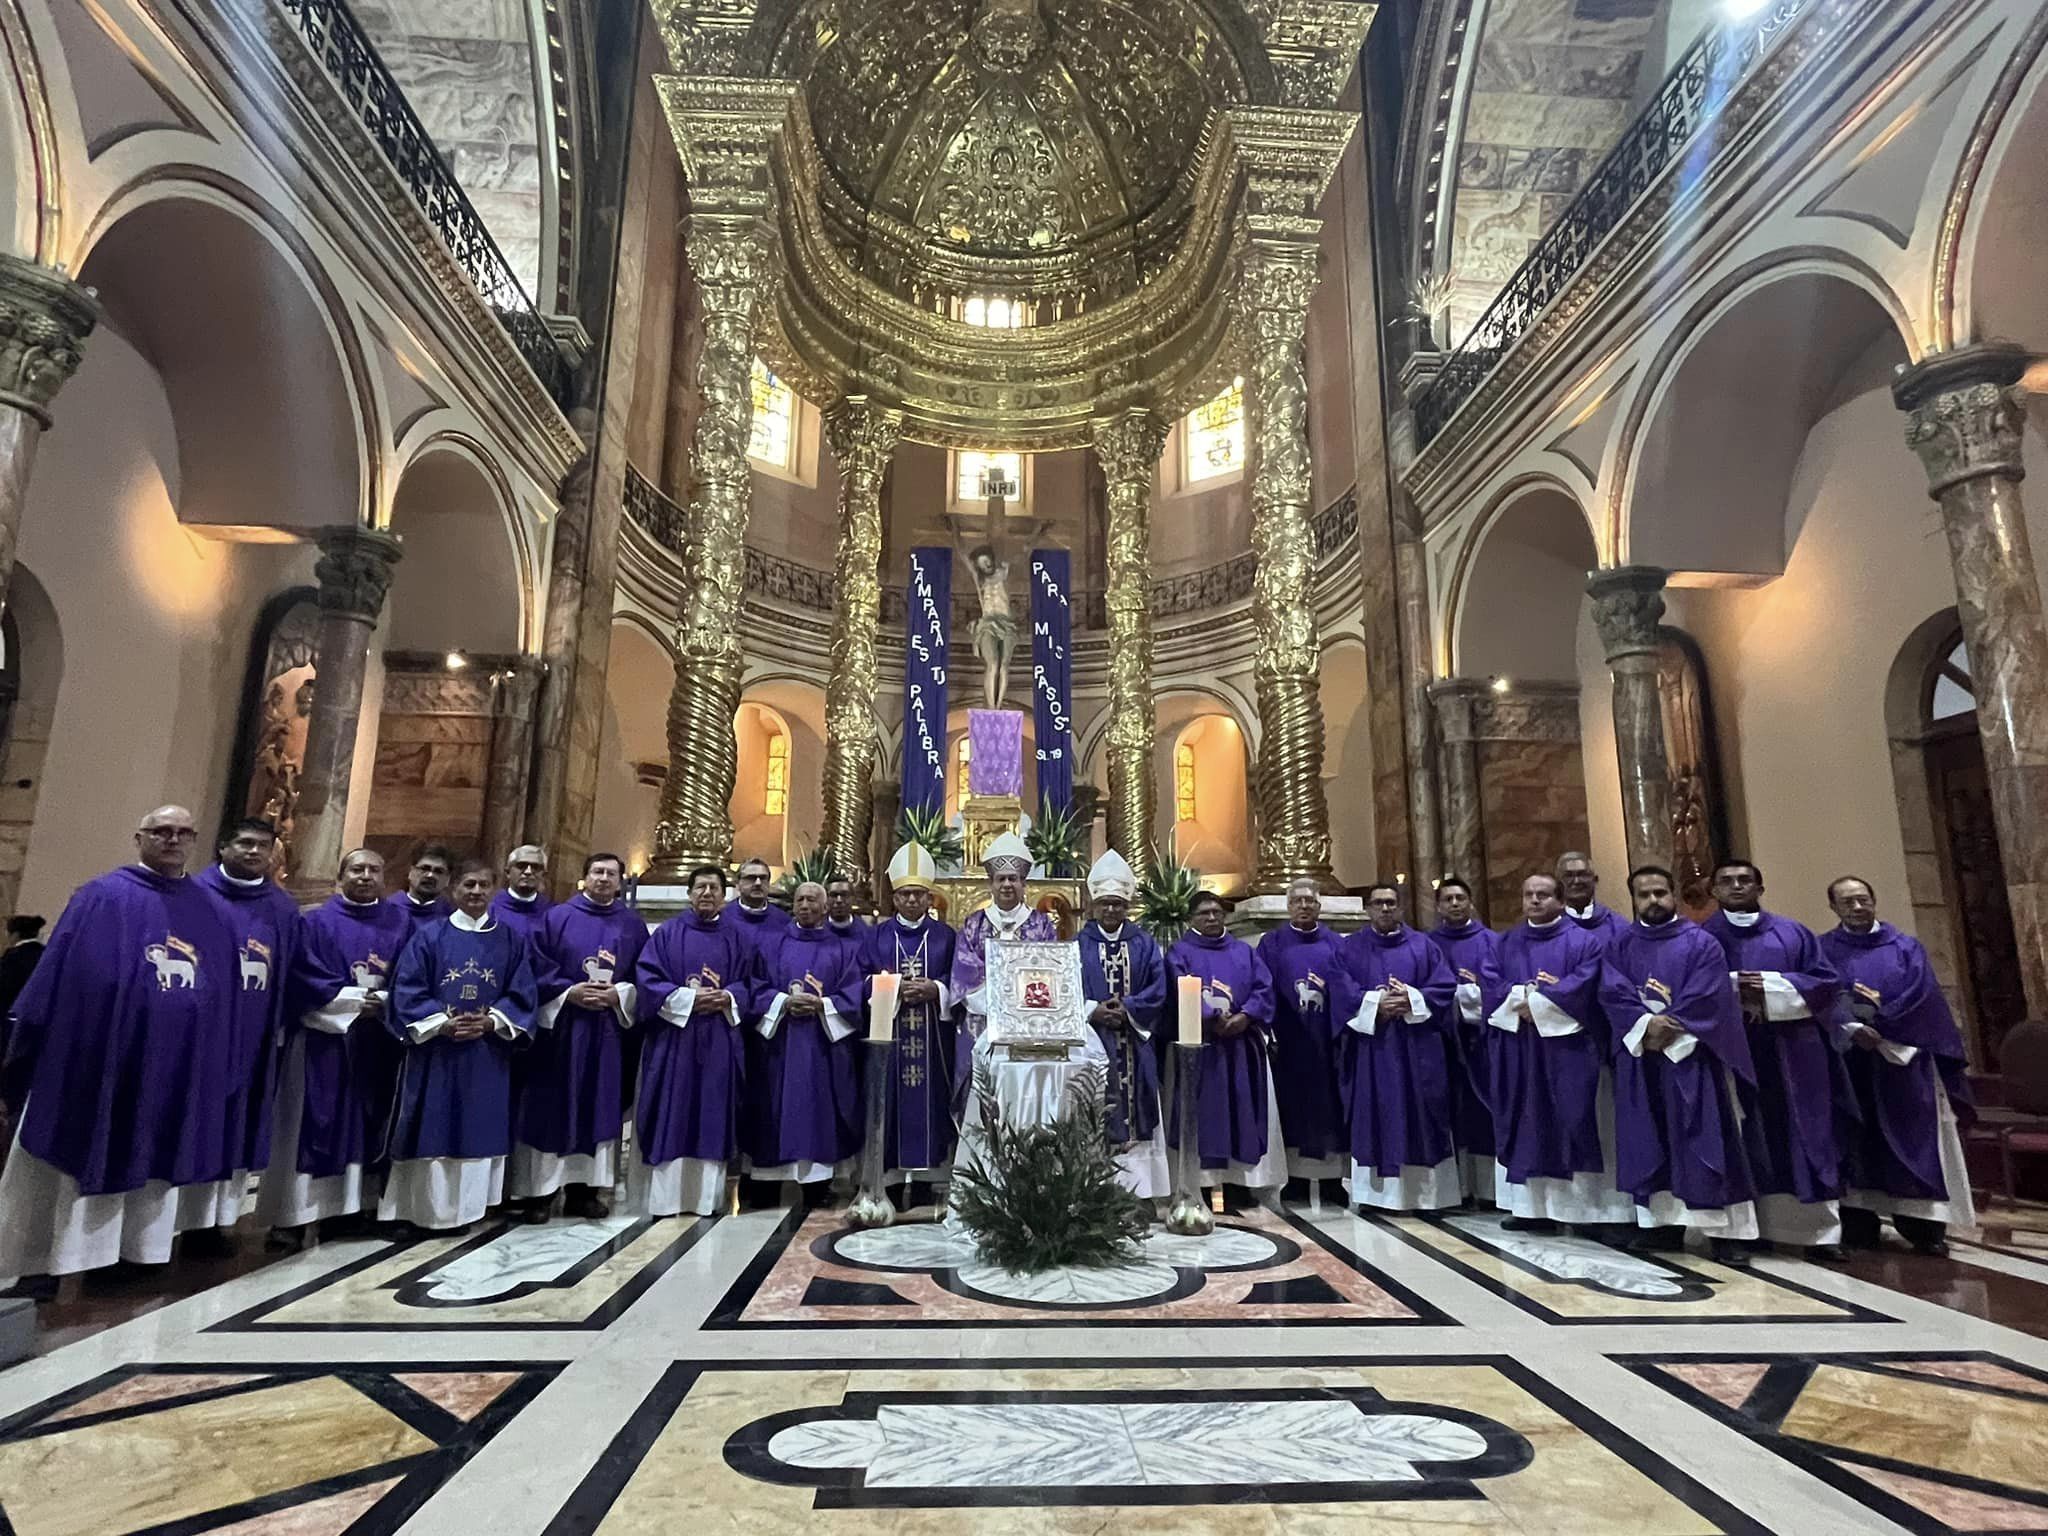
1030 547 1074 813
903 547 950 816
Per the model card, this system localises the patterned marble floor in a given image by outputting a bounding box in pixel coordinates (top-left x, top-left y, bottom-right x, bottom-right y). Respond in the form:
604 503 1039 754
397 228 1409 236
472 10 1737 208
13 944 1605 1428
1 1203 2045 1535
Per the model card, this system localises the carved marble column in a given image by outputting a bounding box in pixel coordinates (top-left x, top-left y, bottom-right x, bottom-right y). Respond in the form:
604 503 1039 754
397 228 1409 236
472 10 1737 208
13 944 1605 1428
292 526 402 888
1587 565 1673 876
1092 408 1168 874
525 418 594 871
0 256 97 610
1387 415 1445 922
647 77 794 875
818 398 901 892
1895 342 2048 1015
482 656 544 868
1426 679 1487 913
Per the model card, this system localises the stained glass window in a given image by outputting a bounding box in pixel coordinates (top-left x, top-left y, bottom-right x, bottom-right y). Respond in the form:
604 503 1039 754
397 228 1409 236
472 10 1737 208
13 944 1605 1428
1184 380 1245 483
764 731 789 816
1175 741 1197 822
1930 639 1974 722
956 450 1023 505
748 360 795 471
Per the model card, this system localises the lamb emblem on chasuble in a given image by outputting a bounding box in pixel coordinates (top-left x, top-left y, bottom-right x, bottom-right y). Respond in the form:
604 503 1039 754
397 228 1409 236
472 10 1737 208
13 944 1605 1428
1297 970 1326 1011
144 937 198 990
351 956 387 991
583 955 616 985
239 937 273 991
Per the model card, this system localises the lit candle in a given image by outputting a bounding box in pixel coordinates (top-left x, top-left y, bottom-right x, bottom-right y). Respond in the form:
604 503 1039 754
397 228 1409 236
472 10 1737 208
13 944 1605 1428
870 972 900 1043
1177 974 1203 1048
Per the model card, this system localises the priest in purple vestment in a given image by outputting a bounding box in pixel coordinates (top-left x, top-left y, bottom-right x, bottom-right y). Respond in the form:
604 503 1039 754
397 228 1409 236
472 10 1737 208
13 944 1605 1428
1600 866 1760 1259
866 841 959 1187
745 882 864 1196
263 848 410 1239
1336 883 1462 1210
627 864 758 1217
509 852 646 1220
1427 877 1502 1200
1821 876 1975 1256
1255 879 1349 1183
1077 849 1170 1199
196 817 299 1203
1168 892 1283 1193
0 805 248 1280
387 844 454 933
950 831 1057 1093
824 876 872 961
724 855 792 963
1558 852 1630 948
383 859 538 1231
488 844 553 940
1704 860 1853 1258
1483 874 1634 1228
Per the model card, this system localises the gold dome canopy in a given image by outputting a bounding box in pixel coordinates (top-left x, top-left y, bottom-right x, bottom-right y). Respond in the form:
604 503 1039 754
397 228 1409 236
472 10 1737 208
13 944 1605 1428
653 0 1376 447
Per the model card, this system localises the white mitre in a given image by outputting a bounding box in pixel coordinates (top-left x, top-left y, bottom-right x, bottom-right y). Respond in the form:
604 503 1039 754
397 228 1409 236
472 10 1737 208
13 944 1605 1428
1088 849 1138 901
981 830 1033 876
886 841 937 893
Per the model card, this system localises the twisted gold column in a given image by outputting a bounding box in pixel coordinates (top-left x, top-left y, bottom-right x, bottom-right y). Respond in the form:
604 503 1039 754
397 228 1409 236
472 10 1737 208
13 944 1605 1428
1242 241 1337 891
819 398 901 893
650 212 777 874
1092 409 1167 875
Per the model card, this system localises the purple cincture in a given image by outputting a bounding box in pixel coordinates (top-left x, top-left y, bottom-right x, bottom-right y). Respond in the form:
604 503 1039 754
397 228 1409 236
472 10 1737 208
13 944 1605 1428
1334 925 1458 1175
1167 930 1275 1169
284 895 411 1178
1256 923 1348 1159
634 910 759 1165
517 893 648 1160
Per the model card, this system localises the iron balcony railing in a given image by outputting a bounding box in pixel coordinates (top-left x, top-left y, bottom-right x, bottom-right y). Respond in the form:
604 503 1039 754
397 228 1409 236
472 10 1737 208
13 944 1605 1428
278 0 570 405
1412 1 1808 444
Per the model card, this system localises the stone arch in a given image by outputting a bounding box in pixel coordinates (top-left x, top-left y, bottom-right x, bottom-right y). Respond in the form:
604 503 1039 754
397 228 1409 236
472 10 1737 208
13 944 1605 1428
1448 475 1598 681
0 5 60 261
739 675 829 867
384 439 528 656
1152 688 1255 889
0 563 60 915
591 617 675 877
1940 10 2048 349
1614 256 1915 574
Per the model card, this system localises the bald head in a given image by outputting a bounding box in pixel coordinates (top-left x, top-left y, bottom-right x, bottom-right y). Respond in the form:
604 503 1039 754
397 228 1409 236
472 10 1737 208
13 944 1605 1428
506 844 547 897
135 805 197 877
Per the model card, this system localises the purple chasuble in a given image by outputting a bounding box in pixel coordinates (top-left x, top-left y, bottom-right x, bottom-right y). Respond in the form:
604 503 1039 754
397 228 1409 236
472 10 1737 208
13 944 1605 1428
517 894 647 1158
1078 920 1167 1145
633 911 758 1165
386 891 453 934
284 896 410 1177
196 865 299 1174
1600 918 1757 1211
1256 923 1348 1158
1335 925 1458 1174
1704 910 1854 1203
488 889 553 942
388 918 537 1161
1167 931 1274 1168
1428 921 1503 1161
864 915 959 1171
826 917 872 962
1481 920 1607 1184
746 921 864 1168
1820 922 1972 1202
1567 904 1631 949
4 866 243 1194
950 904 1059 1102
722 899 791 965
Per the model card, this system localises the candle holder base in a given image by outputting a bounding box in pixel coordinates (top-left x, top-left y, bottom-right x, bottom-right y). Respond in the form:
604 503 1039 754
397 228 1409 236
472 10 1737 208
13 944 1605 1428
846 1191 896 1230
1164 1198 1215 1237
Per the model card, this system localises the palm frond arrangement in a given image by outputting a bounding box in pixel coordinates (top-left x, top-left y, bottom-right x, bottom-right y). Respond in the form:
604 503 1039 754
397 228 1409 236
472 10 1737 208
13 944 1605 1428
1025 796 1088 878
771 844 838 903
896 802 964 871
950 1060 1150 1273
1135 854 1202 944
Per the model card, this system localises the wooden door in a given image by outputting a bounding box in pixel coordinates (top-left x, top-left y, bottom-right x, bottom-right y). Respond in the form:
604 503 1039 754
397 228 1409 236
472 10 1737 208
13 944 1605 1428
1926 727 2027 1063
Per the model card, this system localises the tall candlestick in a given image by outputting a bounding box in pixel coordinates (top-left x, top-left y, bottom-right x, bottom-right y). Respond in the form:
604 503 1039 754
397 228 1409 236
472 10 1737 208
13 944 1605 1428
871 972 900 1043
1177 974 1203 1047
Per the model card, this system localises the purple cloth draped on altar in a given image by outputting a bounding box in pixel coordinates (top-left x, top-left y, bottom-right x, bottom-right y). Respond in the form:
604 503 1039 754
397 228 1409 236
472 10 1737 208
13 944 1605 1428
1256 922 1348 1159
1481 920 1608 1185
1821 922 1974 1201
4 867 244 1194
967 710 1025 797
746 922 865 1169
387 919 537 1162
1167 931 1275 1169
197 865 299 1175
1427 920 1503 1163
517 894 647 1159
865 915 959 1171
1077 920 1166 1144
285 896 411 1178
1703 911 1854 1204
1334 925 1458 1174
633 911 759 1166
1030 549 1074 811
1600 919 1757 1212
903 546 950 815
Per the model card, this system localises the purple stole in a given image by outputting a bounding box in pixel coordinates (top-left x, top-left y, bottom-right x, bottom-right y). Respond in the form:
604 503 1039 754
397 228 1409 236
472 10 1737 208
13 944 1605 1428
1255 923 1348 1158
864 916 959 1171
1167 931 1276 1168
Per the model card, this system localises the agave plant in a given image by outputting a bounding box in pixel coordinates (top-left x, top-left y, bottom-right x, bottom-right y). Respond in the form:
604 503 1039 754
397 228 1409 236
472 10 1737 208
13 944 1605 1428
1025 795 1087 878
770 844 839 904
896 802 964 872
1135 854 1202 944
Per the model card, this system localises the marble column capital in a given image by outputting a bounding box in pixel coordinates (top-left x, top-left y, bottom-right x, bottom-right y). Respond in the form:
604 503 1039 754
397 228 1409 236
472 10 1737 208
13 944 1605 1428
493 655 545 709
1892 343 2030 497
313 525 403 624
1425 678 1485 744
1090 407 1169 485
823 396 902 481
0 255 99 428
1586 565 1668 662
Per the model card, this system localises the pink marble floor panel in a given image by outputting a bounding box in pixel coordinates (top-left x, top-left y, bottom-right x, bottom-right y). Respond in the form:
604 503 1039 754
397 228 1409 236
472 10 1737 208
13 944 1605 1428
392 1371 522 1423
204 1478 401 1536
43 1371 272 1424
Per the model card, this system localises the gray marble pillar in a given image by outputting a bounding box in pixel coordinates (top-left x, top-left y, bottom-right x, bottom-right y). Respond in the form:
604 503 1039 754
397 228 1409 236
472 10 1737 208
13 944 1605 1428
1587 565 1673 876
0 256 97 612
291 526 402 890
1895 343 2048 1016
482 656 544 869
1426 678 1488 918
